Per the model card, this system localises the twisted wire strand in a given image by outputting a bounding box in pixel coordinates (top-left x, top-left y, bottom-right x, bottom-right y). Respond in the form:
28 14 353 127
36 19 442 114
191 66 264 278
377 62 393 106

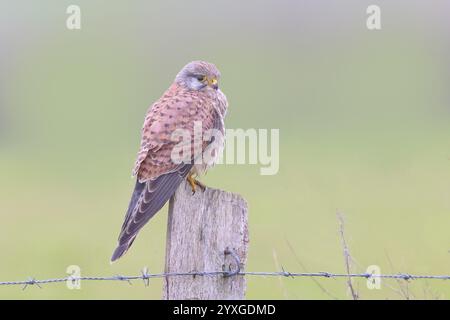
1 271 449 290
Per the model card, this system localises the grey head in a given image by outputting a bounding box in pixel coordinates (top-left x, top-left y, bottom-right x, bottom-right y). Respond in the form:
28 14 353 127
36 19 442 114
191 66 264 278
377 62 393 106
175 61 221 91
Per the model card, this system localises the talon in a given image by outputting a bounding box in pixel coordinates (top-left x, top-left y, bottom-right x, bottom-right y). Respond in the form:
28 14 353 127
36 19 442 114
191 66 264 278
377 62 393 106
195 179 207 191
187 174 197 194
187 174 207 194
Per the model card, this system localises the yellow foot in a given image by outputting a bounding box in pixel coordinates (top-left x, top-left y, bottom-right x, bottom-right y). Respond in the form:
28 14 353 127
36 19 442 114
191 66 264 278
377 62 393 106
187 174 207 194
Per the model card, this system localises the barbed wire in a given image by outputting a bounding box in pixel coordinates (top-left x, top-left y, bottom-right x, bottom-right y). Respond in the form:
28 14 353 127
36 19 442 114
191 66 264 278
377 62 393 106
1 249 450 290
1 224 449 293
1 270 449 290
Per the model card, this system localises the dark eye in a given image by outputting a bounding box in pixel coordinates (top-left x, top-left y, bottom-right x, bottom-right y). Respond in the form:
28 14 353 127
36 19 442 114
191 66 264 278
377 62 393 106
196 75 205 82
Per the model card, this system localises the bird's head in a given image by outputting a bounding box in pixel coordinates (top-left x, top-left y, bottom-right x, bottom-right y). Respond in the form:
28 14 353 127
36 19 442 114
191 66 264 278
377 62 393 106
175 61 221 91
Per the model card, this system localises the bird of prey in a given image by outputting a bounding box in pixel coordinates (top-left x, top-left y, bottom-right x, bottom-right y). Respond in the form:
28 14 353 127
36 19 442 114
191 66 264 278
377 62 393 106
111 61 228 262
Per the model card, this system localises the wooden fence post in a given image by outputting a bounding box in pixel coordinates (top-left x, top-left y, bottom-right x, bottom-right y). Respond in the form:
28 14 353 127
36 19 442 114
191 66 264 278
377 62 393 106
163 181 249 300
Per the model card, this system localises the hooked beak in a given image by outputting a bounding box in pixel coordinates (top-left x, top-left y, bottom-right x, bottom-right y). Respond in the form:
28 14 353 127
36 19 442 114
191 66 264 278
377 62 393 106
206 77 218 90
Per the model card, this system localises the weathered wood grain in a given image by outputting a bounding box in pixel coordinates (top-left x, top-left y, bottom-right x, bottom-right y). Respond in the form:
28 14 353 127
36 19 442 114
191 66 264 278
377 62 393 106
163 181 249 300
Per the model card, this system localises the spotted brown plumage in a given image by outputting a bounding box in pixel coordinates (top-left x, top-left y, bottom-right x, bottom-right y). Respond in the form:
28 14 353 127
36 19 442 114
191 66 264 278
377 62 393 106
111 61 228 262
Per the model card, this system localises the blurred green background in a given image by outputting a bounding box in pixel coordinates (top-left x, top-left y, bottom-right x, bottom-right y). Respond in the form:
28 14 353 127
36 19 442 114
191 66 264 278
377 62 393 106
0 0 449 299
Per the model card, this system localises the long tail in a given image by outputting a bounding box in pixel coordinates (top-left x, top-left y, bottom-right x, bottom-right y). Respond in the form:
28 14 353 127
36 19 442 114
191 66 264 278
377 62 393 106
110 164 192 262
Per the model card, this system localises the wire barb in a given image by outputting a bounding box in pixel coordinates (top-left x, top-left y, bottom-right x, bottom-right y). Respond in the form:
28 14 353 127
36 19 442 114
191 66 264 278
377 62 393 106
22 277 42 290
141 267 150 287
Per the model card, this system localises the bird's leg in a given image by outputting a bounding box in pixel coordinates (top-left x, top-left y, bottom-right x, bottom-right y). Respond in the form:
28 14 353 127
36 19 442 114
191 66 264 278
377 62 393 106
187 173 206 194
187 174 196 194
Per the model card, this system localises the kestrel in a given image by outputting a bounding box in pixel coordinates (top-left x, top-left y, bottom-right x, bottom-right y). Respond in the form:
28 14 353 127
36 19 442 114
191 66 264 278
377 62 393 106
111 61 228 262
